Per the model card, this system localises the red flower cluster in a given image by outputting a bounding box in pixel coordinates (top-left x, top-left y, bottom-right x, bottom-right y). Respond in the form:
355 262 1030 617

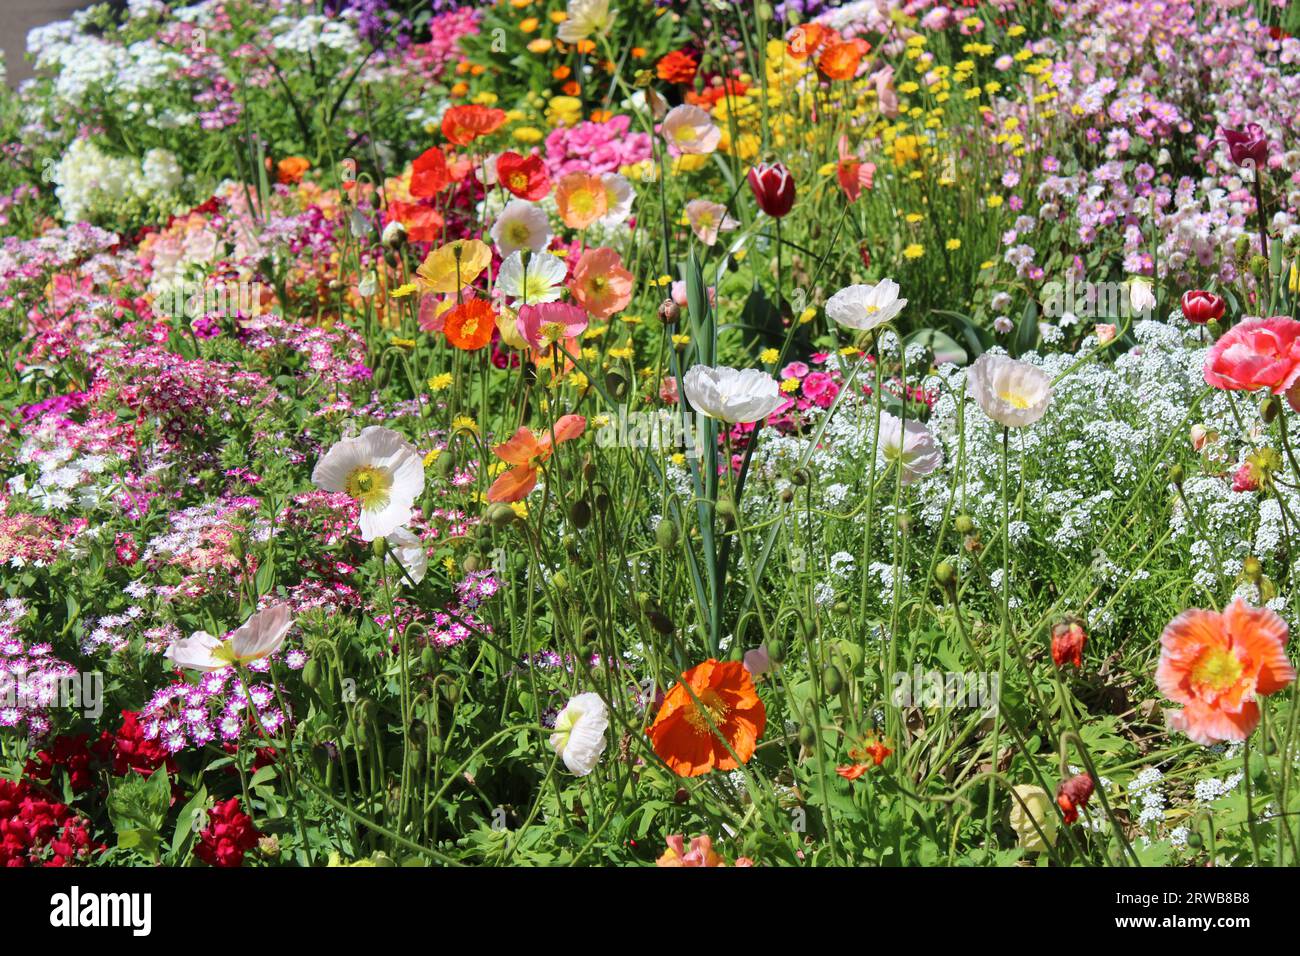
0 779 98 867
25 711 172 794
195 797 261 868
656 49 698 85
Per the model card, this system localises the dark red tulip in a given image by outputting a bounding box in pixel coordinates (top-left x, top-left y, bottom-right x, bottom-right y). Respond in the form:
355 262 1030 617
1180 289 1226 325
747 162 796 218
1221 123 1269 169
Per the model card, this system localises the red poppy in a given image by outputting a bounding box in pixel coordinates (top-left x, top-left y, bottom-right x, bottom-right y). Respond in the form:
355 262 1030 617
1056 773 1094 824
386 201 444 243
442 105 507 147
410 146 450 198
817 39 869 81
443 298 497 351
496 151 550 201
1051 619 1087 668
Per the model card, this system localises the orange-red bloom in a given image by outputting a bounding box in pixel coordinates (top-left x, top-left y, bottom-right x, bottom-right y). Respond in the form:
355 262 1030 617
1056 772 1094 825
410 146 450 198
487 414 586 502
655 834 752 866
277 156 310 185
442 105 507 147
817 38 869 81
1157 599 1296 745
835 135 875 202
786 23 832 61
386 201 444 243
647 659 766 777
496 151 550 201
656 49 699 85
570 246 633 319
443 298 497 351
836 735 892 780
1051 618 1087 668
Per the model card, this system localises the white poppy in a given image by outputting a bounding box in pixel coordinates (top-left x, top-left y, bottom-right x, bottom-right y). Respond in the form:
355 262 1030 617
496 251 567 307
312 426 425 540
1009 784 1058 853
825 279 906 331
165 604 293 673
598 172 635 226
685 199 739 246
683 364 784 424
549 691 609 776
662 105 721 155
556 0 614 43
385 527 428 585
966 352 1053 428
490 200 552 258
1129 277 1156 315
877 412 943 484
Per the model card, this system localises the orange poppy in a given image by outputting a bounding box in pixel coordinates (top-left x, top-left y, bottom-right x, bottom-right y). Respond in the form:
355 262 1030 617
443 298 497 351
277 156 311 185
410 146 450 198
442 104 507 147
786 23 831 61
487 414 586 502
647 659 766 777
817 39 868 81
1157 598 1296 745
656 49 699 85
835 735 892 780
555 172 608 229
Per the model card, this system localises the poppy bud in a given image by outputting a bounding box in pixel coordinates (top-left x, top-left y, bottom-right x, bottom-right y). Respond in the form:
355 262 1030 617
489 503 518 527
1169 463 1185 487
569 498 592 529
1243 555 1263 581
935 560 956 590
658 298 680 325
798 724 817 747
646 608 675 635
302 659 322 689
823 664 844 695
1179 289 1225 325
767 637 785 663
780 487 794 503
1056 772 1095 824
420 645 437 672
673 787 689 805
1050 618 1087 668
747 162 796 218
605 370 628 399
1261 395 1280 423
372 537 387 559
791 467 810 486
655 518 679 550
716 496 737 525
954 514 974 535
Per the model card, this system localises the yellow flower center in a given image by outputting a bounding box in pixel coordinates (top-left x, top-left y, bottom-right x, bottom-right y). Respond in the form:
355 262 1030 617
1192 646 1243 694
997 388 1033 409
507 222 531 244
346 465 392 510
509 173 528 191
683 689 730 735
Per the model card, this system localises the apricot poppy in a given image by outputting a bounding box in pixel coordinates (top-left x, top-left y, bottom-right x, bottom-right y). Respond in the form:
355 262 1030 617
835 135 875 202
555 172 609 229
443 298 497 351
442 104 507 147
496 151 550 201
647 659 766 778
1157 598 1296 745
409 146 450 198
487 414 586 502
570 246 633 319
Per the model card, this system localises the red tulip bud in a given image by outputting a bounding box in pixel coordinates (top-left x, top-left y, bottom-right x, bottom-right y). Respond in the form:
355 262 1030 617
1180 289 1225 325
1221 123 1269 170
747 162 796 218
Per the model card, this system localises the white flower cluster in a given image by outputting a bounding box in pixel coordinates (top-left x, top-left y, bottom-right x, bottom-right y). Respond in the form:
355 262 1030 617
269 15 362 56
53 139 184 226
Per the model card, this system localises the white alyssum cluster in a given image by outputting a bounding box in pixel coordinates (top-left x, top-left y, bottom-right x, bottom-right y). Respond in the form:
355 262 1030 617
53 139 184 225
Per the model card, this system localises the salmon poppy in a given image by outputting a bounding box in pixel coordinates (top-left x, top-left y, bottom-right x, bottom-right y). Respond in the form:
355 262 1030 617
442 104 507 147
570 246 633 319
1157 598 1296 745
487 414 586 502
386 201 444 243
409 146 450 198
496 151 550 201
555 172 609 229
647 659 766 777
836 135 875 202
786 23 831 61
277 156 310 185
818 39 868 81
443 298 497 351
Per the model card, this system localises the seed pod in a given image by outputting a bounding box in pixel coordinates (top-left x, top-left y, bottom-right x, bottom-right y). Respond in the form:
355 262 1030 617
569 498 592 529
798 724 817 748
823 665 844 695
955 514 974 534
655 518 679 550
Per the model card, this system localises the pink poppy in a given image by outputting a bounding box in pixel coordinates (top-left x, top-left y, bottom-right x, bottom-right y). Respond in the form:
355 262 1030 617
1204 317 1300 394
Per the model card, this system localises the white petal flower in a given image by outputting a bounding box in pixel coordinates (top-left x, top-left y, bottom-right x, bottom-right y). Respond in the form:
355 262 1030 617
496 251 567 307
685 199 739 246
549 691 609 776
966 352 1053 428
312 426 425 540
662 104 721 155
598 172 635 226
825 279 907 331
165 604 293 672
490 200 552 258
683 364 784 424
164 630 225 672
556 0 614 43
876 412 943 483
385 527 428 585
